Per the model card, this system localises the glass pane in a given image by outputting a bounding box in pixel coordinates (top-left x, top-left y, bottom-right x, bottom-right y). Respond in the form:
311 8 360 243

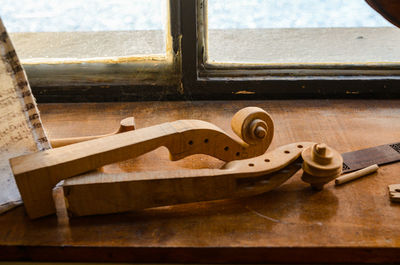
0 0 167 61
207 0 400 64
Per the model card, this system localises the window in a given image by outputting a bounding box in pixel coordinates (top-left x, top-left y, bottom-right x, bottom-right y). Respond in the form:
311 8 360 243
185 0 400 99
1 0 167 62
207 0 398 65
0 0 179 101
1 0 400 101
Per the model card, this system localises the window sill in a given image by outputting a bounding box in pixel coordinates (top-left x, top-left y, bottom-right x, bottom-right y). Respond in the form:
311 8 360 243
10 30 166 63
208 27 400 65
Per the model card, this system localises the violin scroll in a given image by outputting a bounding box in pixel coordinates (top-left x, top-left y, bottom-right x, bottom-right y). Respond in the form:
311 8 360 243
231 107 274 147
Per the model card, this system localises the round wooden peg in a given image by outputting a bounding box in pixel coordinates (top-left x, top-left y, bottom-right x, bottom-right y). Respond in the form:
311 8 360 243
231 107 274 147
254 125 266 139
301 143 343 190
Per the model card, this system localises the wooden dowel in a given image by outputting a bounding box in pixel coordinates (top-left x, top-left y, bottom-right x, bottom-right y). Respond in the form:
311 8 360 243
50 117 136 148
335 164 379 185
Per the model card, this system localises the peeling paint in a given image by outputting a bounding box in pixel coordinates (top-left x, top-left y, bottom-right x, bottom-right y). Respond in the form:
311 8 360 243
234 90 255 95
346 90 360 95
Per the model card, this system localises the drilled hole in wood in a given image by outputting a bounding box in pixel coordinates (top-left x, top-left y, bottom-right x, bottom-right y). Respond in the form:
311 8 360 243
204 139 209 143
264 159 270 162
224 146 229 151
236 152 240 156
248 163 254 167
284 150 290 154
396 189 400 192
297 145 303 148
188 140 193 145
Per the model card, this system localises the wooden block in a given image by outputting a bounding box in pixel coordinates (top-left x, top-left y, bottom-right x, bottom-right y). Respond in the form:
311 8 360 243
388 184 400 203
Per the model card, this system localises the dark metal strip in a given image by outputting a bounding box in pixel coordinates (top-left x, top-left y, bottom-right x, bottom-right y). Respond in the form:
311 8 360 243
342 142 400 173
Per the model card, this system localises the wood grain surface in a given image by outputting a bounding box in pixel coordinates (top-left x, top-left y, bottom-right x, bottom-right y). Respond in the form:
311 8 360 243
1 100 400 263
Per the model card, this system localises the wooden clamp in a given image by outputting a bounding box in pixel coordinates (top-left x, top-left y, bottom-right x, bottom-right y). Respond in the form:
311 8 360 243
10 107 274 219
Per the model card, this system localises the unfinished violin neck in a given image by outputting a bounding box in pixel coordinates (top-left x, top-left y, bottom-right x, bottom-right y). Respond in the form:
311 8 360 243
57 142 312 217
10 107 274 219
57 142 342 217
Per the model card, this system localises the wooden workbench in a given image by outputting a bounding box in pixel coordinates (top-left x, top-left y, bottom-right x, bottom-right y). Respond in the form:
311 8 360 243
1 100 400 263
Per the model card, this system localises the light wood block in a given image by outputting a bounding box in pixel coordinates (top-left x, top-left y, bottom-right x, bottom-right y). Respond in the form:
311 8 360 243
389 184 400 202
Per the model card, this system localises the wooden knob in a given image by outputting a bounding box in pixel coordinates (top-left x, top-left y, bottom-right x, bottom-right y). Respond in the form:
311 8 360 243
231 107 274 146
301 143 343 190
254 125 266 139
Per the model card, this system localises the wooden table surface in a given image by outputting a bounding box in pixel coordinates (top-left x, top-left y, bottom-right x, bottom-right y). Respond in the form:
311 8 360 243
1 100 400 263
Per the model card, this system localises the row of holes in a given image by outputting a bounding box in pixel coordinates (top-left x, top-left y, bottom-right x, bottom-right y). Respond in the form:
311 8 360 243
248 144 304 167
187 141 305 164
188 139 241 157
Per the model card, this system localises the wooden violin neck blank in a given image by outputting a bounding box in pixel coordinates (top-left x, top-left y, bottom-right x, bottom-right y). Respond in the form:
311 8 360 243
10 107 274 219
61 140 345 218
59 142 312 217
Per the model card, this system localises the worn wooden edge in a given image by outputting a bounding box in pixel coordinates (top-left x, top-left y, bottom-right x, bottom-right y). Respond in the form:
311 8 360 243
32 84 184 103
1 246 400 263
31 78 400 103
0 200 22 215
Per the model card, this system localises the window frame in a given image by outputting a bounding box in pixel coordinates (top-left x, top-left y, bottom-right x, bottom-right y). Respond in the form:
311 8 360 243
13 0 400 101
181 0 400 99
18 0 183 102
